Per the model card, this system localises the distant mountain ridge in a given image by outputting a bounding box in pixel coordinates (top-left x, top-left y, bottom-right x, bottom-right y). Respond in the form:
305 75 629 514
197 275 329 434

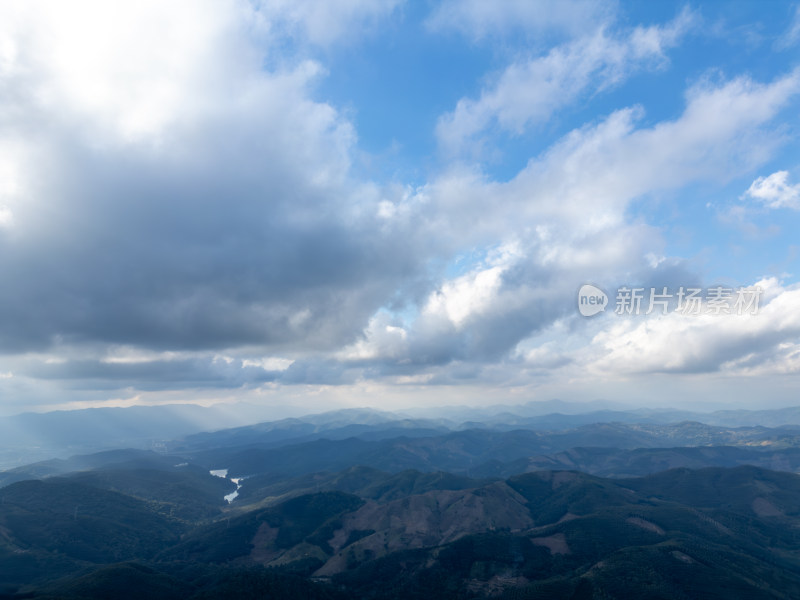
4 401 800 470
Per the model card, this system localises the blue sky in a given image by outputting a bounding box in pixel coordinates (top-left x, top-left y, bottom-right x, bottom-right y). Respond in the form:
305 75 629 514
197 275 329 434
1 0 800 416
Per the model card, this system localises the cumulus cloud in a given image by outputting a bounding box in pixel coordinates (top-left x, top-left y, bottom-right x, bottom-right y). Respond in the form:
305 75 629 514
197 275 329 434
588 278 800 376
0 1 798 413
0 0 427 359
2 65 796 408
744 171 800 209
332 69 800 374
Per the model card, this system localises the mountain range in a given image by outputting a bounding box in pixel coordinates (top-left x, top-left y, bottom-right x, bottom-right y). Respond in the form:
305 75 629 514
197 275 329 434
4 403 800 598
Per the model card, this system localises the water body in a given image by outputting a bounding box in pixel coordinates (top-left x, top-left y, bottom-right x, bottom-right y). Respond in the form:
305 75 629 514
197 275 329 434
225 478 242 503
210 468 242 503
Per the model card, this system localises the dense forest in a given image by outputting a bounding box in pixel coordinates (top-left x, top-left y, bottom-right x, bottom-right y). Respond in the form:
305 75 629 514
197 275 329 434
3 408 800 599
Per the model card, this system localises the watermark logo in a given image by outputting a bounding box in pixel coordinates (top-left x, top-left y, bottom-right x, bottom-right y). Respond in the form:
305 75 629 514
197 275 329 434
577 284 608 317
577 284 763 317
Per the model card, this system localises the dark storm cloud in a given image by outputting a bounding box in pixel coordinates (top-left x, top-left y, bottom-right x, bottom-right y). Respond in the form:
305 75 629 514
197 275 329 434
19 355 283 390
0 132 427 354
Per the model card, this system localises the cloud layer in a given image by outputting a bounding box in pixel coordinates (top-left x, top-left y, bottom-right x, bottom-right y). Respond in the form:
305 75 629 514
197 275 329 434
0 1 799 414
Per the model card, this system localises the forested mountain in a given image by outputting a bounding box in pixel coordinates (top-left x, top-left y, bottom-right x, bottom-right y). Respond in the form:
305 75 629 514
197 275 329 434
5 407 800 598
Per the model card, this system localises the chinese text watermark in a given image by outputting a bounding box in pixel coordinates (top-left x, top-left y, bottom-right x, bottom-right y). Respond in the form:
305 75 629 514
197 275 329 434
577 285 762 317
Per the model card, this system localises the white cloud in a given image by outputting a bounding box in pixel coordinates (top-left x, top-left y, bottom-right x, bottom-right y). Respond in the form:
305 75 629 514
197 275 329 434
424 265 505 327
101 347 182 365
0 0 259 143
290 68 798 381
744 171 800 209
254 0 403 47
429 71 800 252
588 278 800 376
776 5 800 49
436 9 696 154
512 71 800 218
241 357 295 371
0 0 399 146
426 0 616 41
363 69 800 374
337 312 409 362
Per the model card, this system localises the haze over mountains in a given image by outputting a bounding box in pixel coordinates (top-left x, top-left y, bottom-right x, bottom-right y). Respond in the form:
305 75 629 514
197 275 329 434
4 402 800 598
5 399 800 470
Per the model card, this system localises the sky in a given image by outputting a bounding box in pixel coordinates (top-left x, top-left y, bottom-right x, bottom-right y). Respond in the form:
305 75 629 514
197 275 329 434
1 0 800 416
